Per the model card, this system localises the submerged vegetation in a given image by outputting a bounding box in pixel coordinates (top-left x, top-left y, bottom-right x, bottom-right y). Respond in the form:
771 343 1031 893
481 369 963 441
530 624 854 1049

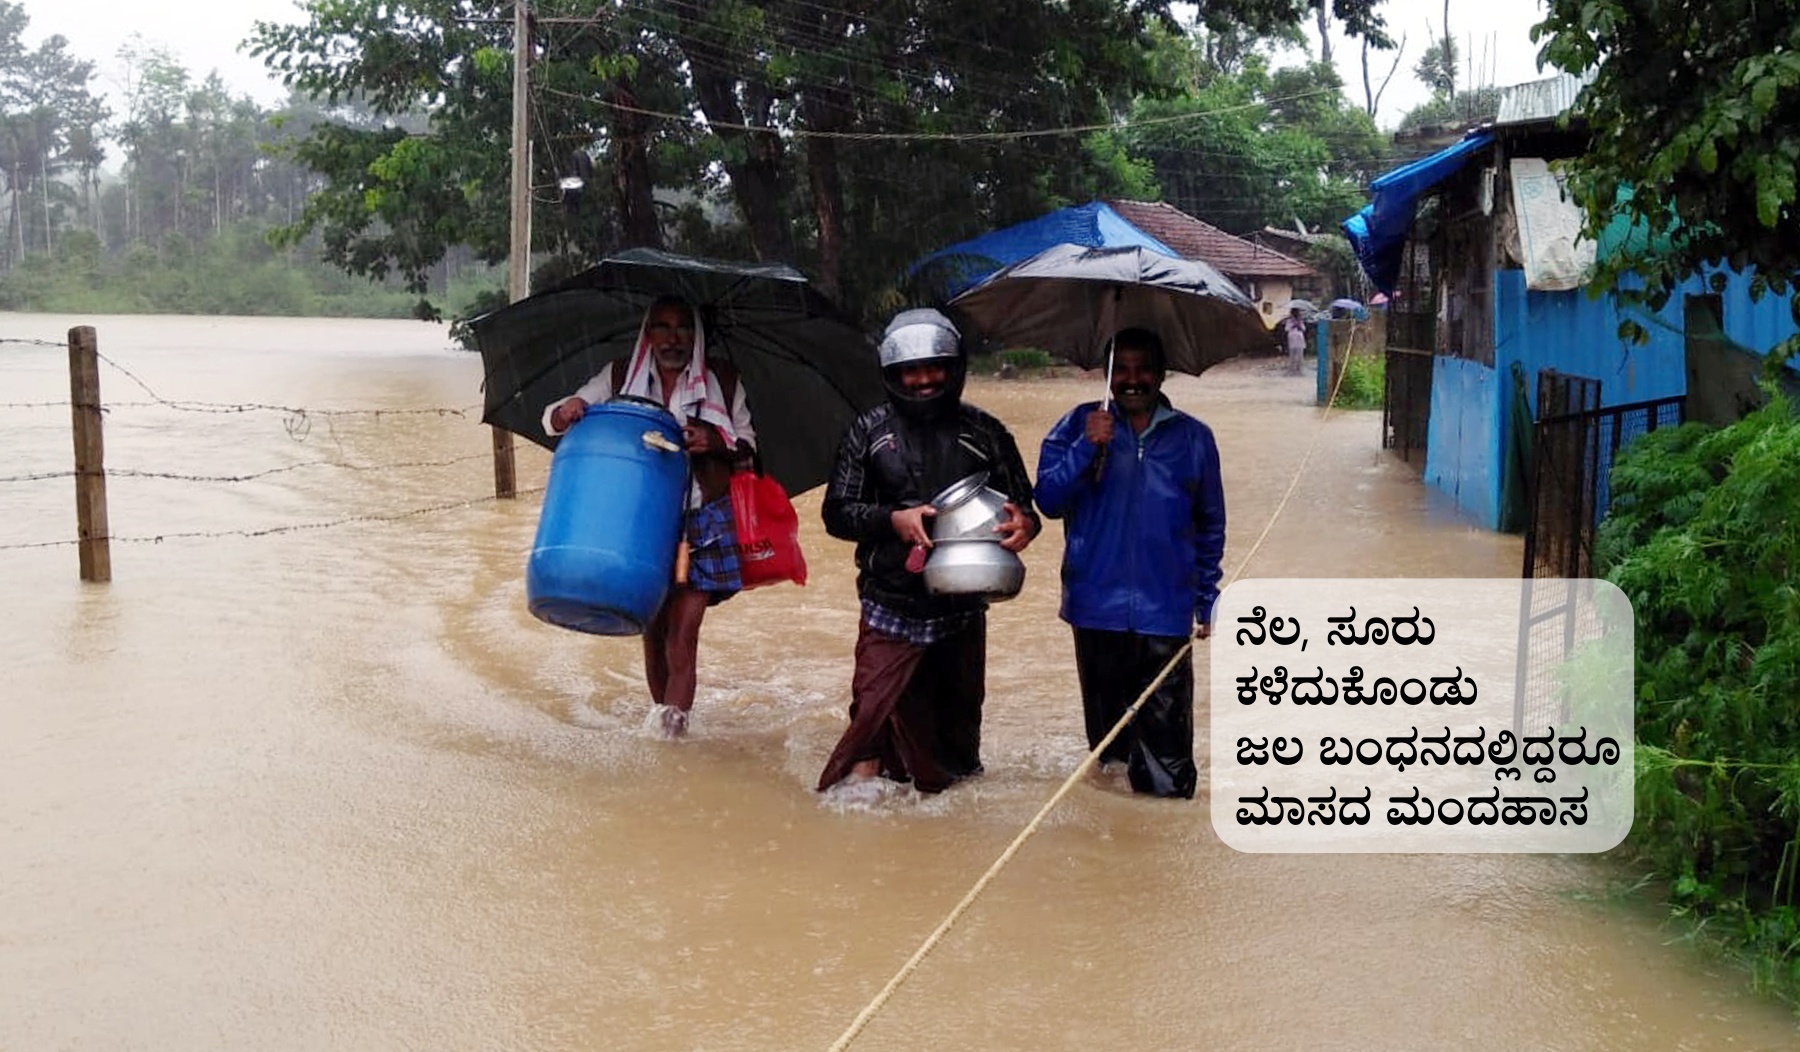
1332 350 1384 410
1598 394 1800 999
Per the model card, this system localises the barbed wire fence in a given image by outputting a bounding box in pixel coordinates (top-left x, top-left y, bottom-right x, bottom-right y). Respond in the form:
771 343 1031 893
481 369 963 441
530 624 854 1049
0 329 534 564
0 489 545 552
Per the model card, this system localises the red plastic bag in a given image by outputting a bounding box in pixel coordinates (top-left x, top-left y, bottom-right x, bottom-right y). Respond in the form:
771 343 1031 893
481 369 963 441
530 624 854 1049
728 470 808 589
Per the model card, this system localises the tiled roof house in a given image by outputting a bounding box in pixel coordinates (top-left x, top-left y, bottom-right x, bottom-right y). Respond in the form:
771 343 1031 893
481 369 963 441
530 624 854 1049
1105 199 1315 327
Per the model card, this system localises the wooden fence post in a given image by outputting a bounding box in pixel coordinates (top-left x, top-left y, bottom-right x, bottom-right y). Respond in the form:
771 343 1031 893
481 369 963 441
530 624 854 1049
492 425 517 499
68 326 111 582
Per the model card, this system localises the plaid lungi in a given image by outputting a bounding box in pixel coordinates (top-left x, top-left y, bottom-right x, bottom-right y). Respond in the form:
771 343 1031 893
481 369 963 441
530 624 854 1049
860 598 980 647
684 495 742 599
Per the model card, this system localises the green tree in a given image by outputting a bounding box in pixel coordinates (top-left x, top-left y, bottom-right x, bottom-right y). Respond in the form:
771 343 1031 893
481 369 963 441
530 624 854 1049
1412 38 1456 96
1395 84 1500 134
115 39 193 249
1594 399 1800 995
250 0 708 318
248 0 1394 321
1124 52 1387 235
0 3 107 267
1533 0 1800 334
1394 21 1500 134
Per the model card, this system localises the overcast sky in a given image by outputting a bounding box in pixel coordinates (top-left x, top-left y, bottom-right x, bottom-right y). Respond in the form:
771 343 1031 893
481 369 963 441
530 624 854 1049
20 0 301 110
1306 0 1554 127
24 0 1548 131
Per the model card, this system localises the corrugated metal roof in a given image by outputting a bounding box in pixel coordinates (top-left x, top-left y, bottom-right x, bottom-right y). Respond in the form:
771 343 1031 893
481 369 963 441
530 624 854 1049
1496 71 1592 126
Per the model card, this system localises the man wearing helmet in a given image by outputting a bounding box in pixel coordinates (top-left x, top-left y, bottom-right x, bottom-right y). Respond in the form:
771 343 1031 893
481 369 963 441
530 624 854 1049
817 308 1041 795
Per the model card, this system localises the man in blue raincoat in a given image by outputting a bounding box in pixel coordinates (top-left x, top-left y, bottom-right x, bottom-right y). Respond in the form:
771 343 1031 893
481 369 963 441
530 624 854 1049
1034 327 1226 799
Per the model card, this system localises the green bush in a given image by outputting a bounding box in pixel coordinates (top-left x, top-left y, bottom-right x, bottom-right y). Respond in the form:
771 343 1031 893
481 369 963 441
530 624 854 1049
1333 352 1384 410
449 285 510 349
1598 394 1800 996
967 348 1059 375
0 222 429 318
998 348 1056 371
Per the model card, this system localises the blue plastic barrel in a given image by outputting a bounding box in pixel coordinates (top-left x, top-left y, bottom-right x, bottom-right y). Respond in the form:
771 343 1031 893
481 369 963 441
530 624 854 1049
527 398 689 635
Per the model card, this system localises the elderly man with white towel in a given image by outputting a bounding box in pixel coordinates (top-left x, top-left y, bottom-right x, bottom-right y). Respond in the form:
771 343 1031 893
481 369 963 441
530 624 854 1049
543 296 757 739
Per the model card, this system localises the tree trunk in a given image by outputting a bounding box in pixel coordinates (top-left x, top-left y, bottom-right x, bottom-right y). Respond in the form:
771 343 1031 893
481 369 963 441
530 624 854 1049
1316 5 1333 66
609 77 663 249
10 173 23 265
802 92 846 302
41 153 52 257
797 2 851 301
1443 0 1454 108
691 66 790 262
1363 38 1374 117
671 3 791 262
1362 33 1406 119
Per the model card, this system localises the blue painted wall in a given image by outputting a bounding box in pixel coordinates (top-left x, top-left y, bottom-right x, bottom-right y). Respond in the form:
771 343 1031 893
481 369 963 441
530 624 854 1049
1688 268 1800 369
1423 355 1499 527
1418 266 1799 531
1493 269 1687 418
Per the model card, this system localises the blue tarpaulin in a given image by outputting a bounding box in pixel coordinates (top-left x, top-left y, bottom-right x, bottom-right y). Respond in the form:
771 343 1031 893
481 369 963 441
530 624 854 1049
1343 129 1496 294
908 201 1178 299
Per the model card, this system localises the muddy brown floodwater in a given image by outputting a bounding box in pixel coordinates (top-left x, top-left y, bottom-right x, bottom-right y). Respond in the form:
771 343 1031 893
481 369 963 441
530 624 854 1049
3 313 1795 1050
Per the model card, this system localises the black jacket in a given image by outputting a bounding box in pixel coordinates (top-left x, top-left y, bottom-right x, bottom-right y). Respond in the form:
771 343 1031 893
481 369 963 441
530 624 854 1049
823 401 1041 618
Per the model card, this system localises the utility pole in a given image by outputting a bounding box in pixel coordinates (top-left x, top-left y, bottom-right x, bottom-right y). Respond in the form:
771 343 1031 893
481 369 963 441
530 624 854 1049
491 0 531 500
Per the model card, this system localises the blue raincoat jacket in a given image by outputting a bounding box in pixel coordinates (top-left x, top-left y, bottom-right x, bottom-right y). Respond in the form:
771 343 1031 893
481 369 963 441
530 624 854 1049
1034 399 1226 637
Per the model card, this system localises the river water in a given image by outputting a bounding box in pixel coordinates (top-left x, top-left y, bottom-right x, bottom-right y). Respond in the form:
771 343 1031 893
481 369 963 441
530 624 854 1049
2 314 1794 1050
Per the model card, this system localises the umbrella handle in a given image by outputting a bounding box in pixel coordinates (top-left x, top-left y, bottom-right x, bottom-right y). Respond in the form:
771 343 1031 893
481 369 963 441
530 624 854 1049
1093 332 1114 481
1099 305 1117 412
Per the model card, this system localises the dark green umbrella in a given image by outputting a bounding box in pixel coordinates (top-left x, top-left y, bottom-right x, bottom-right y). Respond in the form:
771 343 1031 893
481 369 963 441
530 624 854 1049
471 248 883 496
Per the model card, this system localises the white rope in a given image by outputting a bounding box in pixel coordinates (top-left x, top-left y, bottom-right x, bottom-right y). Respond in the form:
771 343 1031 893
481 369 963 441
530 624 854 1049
825 329 1367 1050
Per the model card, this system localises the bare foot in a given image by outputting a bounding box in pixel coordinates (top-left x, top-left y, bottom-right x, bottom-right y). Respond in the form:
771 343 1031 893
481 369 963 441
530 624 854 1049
645 704 689 740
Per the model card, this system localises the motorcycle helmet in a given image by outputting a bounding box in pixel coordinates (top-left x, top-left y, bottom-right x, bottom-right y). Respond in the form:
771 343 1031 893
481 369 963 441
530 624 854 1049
878 308 966 421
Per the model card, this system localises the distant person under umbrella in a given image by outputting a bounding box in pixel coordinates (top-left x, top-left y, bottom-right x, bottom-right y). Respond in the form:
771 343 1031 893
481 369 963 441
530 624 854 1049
1034 327 1225 799
543 296 756 738
1277 306 1309 375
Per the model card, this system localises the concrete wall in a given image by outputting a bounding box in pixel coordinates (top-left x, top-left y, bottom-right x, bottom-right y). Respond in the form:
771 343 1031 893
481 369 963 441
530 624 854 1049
1318 315 1387 405
1254 278 1297 329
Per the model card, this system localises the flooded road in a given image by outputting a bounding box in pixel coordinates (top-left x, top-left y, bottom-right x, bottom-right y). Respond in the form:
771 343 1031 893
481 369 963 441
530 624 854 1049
2 314 1794 1050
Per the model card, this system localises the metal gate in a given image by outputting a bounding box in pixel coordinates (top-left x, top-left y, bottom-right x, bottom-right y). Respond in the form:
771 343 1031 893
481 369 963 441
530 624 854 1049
1382 238 1436 466
1515 374 1683 732
1382 347 1433 463
1522 370 1600 577
1522 382 1683 579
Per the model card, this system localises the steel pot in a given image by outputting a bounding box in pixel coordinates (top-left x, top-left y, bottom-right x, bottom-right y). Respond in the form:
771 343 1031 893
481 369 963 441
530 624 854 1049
922 538 1026 601
928 471 1013 542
